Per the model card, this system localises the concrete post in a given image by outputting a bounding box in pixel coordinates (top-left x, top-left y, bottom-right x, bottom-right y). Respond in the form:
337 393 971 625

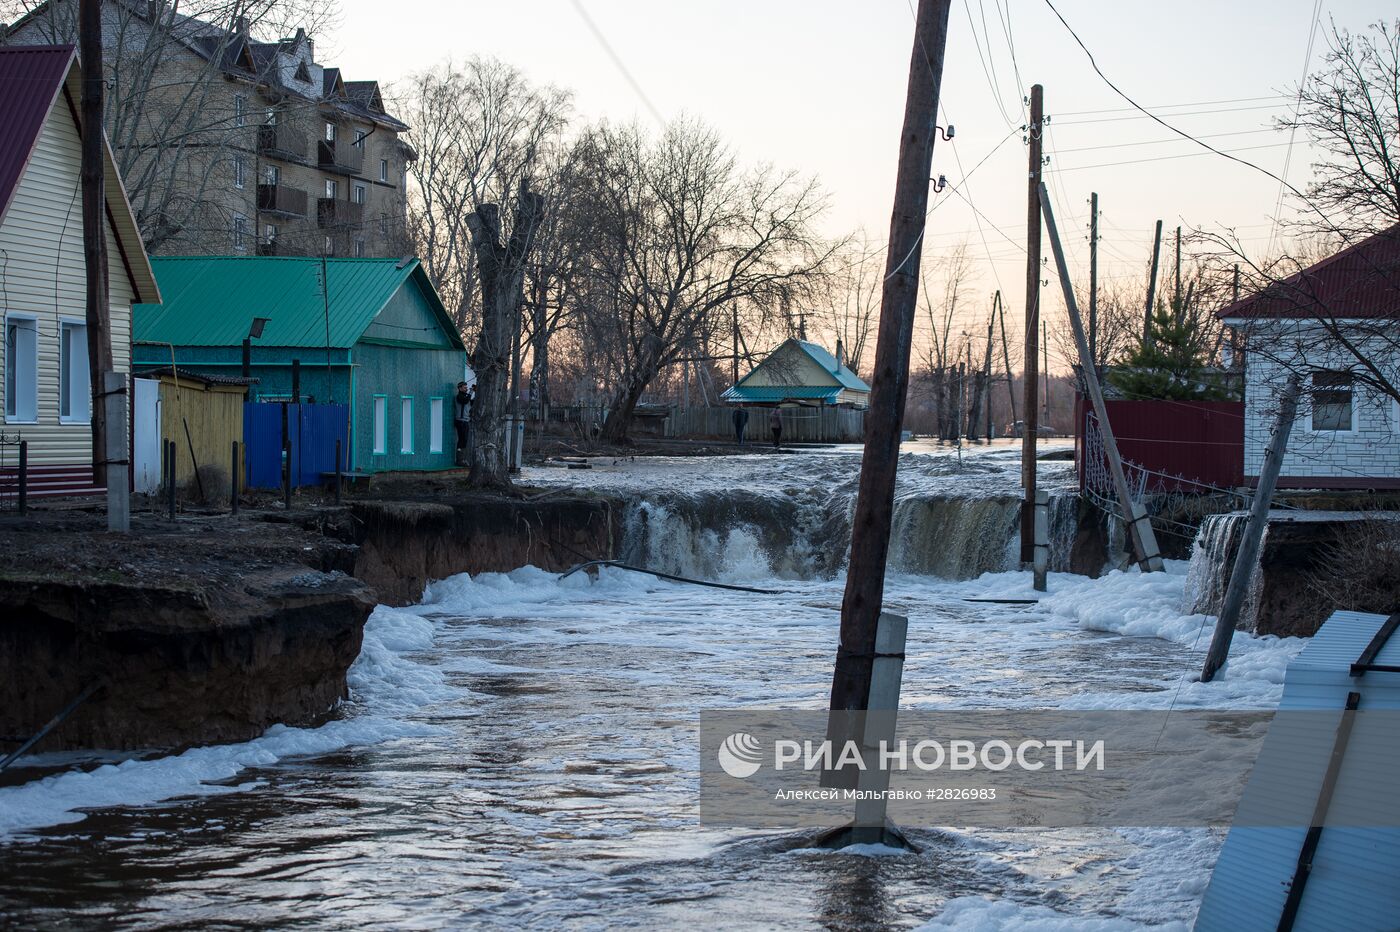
104 372 129 532
849 612 908 845
1033 489 1049 591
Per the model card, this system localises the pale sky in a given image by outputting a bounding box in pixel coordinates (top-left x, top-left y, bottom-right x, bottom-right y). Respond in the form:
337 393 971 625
326 0 1394 369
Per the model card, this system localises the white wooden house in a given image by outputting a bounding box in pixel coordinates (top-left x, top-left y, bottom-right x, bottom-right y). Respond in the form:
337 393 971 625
1219 226 1400 490
0 45 158 496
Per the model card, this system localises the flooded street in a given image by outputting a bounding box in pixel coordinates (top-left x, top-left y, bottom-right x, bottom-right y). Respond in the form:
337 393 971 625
0 444 1299 929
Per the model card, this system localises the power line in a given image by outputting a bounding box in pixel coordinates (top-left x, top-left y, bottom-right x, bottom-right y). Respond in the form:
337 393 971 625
1268 0 1323 255
1053 95 1290 118
1052 126 1281 155
1048 141 1292 175
1050 102 1288 127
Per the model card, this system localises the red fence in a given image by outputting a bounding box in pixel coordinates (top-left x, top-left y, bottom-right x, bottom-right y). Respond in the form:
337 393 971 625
1075 396 1244 492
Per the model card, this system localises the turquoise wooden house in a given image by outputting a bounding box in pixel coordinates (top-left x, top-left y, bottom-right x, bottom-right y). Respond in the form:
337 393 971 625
133 256 468 473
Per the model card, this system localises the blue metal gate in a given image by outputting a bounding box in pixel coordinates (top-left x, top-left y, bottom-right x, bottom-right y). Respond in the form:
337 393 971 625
243 403 348 489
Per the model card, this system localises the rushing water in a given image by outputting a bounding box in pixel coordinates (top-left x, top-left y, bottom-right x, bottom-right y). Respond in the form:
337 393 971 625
0 442 1301 929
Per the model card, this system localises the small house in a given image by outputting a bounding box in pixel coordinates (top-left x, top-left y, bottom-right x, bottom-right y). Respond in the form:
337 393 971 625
133 256 468 474
0 45 159 496
722 339 870 408
130 367 252 493
1218 226 1400 490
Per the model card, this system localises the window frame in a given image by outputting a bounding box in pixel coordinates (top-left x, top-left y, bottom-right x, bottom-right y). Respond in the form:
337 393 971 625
429 397 444 453
400 396 414 454
325 179 338 199
233 213 248 250
352 182 366 205
234 94 246 127
4 312 39 424
59 317 90 424
233 154 246 189
324 121 337 142
1308 370 1356 433
372 395 388 454
379 159 389 183
353 129 367 150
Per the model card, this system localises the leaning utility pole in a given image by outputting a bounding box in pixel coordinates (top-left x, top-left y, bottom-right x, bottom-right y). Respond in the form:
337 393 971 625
1040 182 1163 573
976 307 995 441
80 0 125 531
1144 219 1163 344
1021 83 1044 563
998 291 1016 425
1200 377 1300 682
828 0 952 723
1088 191 1098 368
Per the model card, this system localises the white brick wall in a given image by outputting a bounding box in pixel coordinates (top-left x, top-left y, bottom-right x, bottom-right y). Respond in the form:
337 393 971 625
1241 320 1400 484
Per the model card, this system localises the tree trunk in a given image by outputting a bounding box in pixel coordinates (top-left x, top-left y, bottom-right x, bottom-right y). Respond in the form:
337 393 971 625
466 185 545 489
601 373 649 444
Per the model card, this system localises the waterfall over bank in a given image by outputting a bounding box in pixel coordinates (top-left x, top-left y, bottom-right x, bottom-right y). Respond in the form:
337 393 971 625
1185 511 1260 627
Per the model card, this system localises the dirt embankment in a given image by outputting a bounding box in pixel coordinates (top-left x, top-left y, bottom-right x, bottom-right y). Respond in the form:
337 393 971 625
0 482 621 753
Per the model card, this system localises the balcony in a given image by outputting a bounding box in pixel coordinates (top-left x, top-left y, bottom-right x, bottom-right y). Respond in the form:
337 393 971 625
257 124 308 162
256 183 308 217
256 241 279 256
317 137 365 176
317 198 364 228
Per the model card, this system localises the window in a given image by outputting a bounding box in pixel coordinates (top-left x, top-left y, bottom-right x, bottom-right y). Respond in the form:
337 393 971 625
1311 370 1354 431
379 159 389 182
352 182 366 204
400 397 414 453
325 179 338 199
263 164 279 186
295 61 310 83
59 320 89 422
324 235 334 256
234 94 246 127
264 106 277 126
372 396 387 453
429 398 444 453
264 223 278 244
233 155 246 189
4 315 37 422
354 240 365 258
324 121 336 142
233 214 247 250
354 129 367 150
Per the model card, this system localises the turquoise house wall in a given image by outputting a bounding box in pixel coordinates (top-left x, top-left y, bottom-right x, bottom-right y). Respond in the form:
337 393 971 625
352 341 464 472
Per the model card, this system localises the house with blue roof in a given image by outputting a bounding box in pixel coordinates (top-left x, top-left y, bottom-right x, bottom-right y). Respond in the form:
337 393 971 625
722 339 870 408
133 256 468 474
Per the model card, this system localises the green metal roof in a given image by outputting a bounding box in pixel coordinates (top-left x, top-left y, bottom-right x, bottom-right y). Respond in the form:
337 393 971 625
721 385 843 403
792 340 870 391
133 256 463 350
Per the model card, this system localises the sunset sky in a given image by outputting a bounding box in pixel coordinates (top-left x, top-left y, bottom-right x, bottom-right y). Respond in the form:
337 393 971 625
328 0 1394 369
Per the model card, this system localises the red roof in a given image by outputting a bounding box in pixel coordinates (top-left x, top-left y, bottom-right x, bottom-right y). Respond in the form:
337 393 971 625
1217 224 1400 321
0 45 75 226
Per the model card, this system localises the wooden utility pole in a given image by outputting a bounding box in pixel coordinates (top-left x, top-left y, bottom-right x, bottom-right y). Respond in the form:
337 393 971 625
1039 181 1163 573
80 0 114 485
1042 318 1049 421
1088 191 1098 368
732 305 740 385
998 291 1016 426
1200 377 1300 683
1144 219 1163 344
977 308 994 441
1021 83 1043 563
827 0 952 726
1173 224 1182 311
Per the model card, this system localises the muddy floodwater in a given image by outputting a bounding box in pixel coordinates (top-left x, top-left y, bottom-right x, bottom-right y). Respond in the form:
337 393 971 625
0 443 1298 929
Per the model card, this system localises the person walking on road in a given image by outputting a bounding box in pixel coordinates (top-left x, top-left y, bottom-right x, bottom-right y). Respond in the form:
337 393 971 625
732 406 749 445
769 406 783 450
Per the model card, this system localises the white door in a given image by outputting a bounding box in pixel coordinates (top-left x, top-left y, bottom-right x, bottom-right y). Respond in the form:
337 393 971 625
132 378 162 493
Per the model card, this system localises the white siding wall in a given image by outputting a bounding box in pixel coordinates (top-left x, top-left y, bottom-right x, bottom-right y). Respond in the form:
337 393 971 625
1243 320 1400 484
0 93 135 468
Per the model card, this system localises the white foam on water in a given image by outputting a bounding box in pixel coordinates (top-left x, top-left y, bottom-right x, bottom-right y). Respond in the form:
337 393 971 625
918 896 1190 931
0 604 451 838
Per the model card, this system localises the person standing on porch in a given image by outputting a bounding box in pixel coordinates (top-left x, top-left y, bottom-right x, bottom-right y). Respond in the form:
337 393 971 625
769 406 783 450
453 382 474 465
732 407 749 445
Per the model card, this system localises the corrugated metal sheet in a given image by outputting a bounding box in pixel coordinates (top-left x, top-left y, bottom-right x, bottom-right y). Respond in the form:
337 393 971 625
795 340 870 391
1074 396 1244 491
0 45 71 227
134 257 461 350
1195 610 1400 932
721 385 842 403
1218 224 1400 320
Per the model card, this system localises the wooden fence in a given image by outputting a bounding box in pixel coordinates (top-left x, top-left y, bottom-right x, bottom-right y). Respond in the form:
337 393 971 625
666 406 865 443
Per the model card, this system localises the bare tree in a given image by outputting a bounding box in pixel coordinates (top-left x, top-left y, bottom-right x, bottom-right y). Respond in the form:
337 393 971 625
572 119 833 443
1283 18 1400 239
403 57 571 334
809 233 881 376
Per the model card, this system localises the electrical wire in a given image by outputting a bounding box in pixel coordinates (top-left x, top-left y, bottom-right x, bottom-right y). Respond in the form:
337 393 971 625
1267 0 1324 255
